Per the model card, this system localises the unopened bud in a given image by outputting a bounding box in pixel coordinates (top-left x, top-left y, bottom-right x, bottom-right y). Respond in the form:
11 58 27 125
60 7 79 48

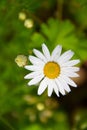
15 55 27 67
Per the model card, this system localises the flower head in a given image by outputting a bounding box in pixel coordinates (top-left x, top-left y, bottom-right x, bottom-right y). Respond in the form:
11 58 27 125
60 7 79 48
15 55 27 67
24 43 80 97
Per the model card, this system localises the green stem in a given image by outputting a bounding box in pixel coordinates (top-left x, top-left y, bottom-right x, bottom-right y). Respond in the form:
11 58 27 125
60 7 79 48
23 9 42 24
0 116 16 130
56 0 64 20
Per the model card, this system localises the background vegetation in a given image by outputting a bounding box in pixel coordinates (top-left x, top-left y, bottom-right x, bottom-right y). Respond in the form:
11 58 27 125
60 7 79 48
0 0 87 130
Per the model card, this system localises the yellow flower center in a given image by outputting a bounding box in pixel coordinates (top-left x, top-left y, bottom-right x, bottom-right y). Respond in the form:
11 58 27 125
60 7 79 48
44 62 60 79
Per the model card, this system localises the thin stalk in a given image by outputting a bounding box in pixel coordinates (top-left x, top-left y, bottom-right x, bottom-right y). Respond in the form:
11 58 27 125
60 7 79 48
56 0 64 20
0 116 16 130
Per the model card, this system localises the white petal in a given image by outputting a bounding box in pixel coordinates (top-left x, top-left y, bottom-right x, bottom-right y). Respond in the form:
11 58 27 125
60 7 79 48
42 43 50 60
38 77 48 95
61 75 77 87
28 74 44 86
55 78 66 95
33 49 47 62
61 67 80 72
61 59 80 67
24 71 42 79
53 81 59 96
24 65 43 71
48 80 54 97
58 77 71 92
61 71 79 77
61 67 80 77
51 45 62 61
29 55 45 65
58 50 74 64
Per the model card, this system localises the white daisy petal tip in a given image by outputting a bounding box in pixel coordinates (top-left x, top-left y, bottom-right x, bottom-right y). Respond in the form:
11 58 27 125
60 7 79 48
74 59 80 65
48 94 52 97
24 65 29 70
42 43 50 60
48 91 52 97
68 89 71 93
78 67 80 71
42 43 47 50
42 42 46 46
73 84 77 88
33 48 38 54
70 50 74 55
66 50 74 57
58 44 62 47
33 48 36 53
42 43 49 49
29 55 32 59
58 45 62 49
37 89 45 96
42 43 47 49
76 74 80 77
69 49 74 53
28 55 33 62
37 91 42 95
27 82 31 86
28 81 32 86
55 92 60 97
55 44 62 49
61 92 66 96
24 75 28 79
77 59 80 64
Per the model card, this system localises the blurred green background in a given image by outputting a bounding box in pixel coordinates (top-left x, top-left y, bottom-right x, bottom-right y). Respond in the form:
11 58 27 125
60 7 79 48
0 0 87 130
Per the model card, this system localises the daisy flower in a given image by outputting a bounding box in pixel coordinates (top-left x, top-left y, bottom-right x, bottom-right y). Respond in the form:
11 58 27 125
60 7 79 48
24 43 80 97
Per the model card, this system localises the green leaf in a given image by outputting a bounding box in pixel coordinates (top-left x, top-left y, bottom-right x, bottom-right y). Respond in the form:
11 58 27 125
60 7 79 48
40 18 79 55
69 0 87 28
